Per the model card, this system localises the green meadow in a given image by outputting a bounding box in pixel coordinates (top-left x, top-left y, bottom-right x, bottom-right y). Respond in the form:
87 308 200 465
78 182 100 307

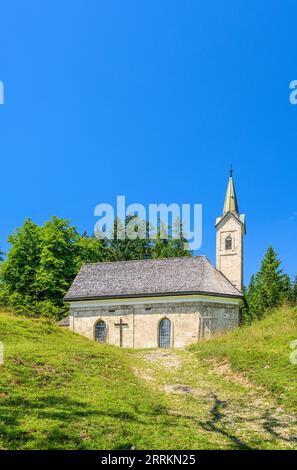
0 307 296 450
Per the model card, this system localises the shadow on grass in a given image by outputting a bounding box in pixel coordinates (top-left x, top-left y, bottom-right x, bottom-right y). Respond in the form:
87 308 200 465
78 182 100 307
0 395 134 449
201 393 252 450
201 393 297 449
0 393 296 449
263 411 297 444
0 394 170 449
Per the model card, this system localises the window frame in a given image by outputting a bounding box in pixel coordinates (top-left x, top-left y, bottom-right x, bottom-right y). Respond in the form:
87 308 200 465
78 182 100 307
225 235 232 251
94 319 107 343
158 317 171 348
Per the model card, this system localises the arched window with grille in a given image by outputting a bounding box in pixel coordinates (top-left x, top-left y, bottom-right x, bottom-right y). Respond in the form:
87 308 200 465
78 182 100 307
159 318 171 348
95 320 107 343
225 235 232 250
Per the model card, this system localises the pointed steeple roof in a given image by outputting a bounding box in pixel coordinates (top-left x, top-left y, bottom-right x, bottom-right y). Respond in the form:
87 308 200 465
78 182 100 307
223 169 239 215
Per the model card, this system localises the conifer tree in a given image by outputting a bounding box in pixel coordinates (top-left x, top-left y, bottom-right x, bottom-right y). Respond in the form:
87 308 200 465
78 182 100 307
282 273 293 304
244 274 263 322
290 275 297 305
106 216 152 261
245 246 290 321
259 246 289 310
152 218 192 258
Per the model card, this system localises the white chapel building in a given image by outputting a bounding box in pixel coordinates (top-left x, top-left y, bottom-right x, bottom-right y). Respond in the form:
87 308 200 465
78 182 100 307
65 173 246 348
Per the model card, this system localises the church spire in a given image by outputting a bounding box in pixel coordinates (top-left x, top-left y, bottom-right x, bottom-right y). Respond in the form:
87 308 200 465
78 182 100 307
223 168 239 215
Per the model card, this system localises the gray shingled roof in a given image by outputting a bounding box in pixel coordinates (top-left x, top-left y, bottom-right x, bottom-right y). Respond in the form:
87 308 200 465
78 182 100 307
65 256 243 301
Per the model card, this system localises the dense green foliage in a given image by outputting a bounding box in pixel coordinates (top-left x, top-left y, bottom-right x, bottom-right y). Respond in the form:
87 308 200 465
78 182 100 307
75 232 106 265
151 219 191 258
244 246 295 323
105 216 152 261
0 215 191 318
0 219 42 314
290 276 297 305
2 217 294 324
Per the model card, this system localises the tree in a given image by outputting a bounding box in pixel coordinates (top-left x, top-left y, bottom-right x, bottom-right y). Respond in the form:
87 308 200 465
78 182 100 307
259 246 289 310
105 215 192 261
34 216 80 317
0 213 192 317
290 275 297 305
152 218 192 259
245 246 290 322
282 273 293 304
244 274 264 323
76 233 107 268
105 216 152 261
0 248 5 305
0 219 41 313
0 217 111 318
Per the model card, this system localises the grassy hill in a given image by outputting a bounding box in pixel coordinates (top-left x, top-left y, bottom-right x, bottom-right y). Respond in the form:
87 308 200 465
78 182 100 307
0 310 171 450
0 307 296 450
189 306 297 412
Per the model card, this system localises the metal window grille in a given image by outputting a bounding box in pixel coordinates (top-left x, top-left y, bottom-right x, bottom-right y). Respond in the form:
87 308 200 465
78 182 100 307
95 320 107 343
159 319 171 348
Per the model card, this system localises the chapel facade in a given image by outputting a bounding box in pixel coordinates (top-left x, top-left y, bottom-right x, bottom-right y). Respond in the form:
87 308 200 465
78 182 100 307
65 173 246 348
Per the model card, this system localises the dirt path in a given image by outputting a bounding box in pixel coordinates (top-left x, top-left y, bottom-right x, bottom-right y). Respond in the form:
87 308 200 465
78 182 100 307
131 349 297 450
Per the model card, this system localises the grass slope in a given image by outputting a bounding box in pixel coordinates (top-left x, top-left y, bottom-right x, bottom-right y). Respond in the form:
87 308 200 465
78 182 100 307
0 311 171 450
0 307 296 450
189 306 297 412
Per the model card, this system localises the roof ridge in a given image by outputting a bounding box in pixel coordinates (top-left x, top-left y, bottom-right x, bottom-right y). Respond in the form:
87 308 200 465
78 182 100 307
83 255 207 267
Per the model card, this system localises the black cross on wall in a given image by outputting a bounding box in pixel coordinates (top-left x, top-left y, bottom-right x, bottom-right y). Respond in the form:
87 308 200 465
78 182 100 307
114 318 128 347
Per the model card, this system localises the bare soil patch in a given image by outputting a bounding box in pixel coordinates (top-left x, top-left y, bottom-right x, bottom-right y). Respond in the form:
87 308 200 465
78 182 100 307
142 350 182 369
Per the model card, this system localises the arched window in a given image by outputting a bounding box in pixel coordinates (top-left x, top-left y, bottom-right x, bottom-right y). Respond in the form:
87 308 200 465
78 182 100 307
95 320 107 343
159 318 171 348
225 235 232 250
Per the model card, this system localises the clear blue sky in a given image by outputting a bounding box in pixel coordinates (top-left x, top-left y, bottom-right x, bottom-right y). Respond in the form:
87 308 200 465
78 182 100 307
0 1 297 283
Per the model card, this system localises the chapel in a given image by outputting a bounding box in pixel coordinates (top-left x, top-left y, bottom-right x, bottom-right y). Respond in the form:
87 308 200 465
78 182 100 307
65 173 246 348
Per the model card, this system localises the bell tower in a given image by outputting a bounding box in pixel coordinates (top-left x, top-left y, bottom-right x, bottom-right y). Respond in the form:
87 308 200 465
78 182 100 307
215 170 246 292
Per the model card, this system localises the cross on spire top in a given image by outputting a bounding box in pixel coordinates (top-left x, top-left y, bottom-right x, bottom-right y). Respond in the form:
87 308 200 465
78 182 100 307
223 166 239 215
